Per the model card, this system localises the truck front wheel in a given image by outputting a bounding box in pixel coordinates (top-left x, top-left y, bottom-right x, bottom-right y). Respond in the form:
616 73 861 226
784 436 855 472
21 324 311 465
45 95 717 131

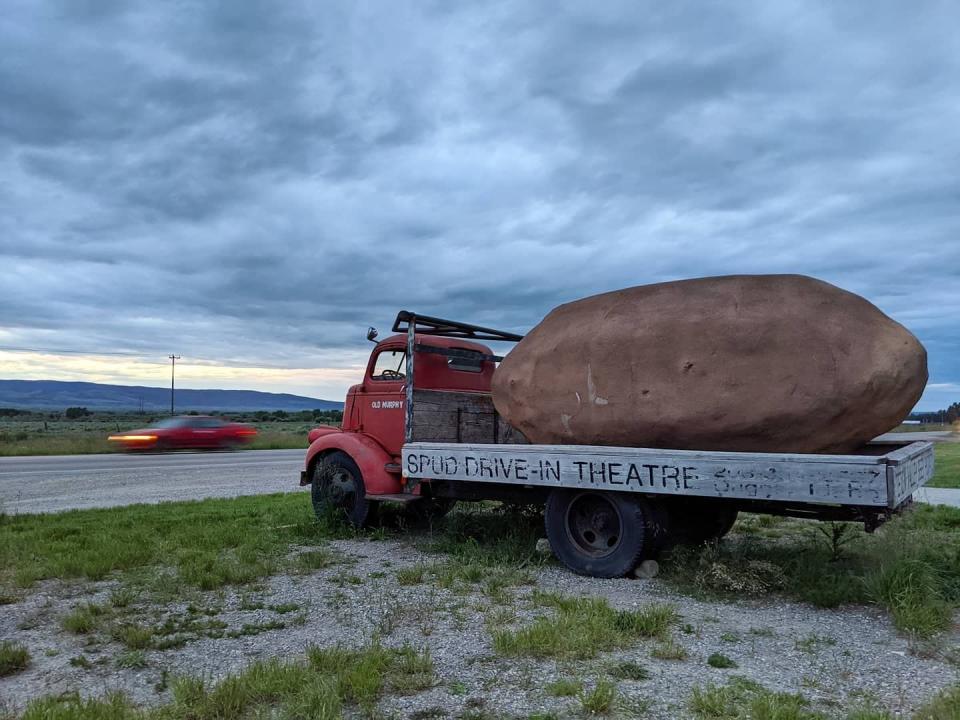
311 451 373 528
545 489 649 578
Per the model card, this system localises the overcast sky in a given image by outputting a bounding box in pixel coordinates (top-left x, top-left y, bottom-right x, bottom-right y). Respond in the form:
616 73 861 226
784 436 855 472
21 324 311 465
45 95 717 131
1 2 958 410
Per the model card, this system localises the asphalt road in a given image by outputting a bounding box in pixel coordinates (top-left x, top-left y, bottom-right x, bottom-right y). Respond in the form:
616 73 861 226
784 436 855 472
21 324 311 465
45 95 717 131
2 435 957 515
0 449 306 515
875 431 957 443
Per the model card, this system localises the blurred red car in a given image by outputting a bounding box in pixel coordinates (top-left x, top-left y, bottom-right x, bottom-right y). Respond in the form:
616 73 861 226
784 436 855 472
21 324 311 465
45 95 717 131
108 415 257 452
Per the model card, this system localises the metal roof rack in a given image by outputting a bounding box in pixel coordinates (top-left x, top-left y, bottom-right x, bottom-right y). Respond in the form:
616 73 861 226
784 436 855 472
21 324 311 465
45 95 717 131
392 311 524 343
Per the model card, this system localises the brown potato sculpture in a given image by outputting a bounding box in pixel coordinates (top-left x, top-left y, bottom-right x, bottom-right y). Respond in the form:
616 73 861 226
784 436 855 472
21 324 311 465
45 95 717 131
492 275 927 454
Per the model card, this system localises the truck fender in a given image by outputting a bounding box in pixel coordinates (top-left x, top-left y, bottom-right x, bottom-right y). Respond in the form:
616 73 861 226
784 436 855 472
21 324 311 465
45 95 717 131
303 432 401 496
307 425 340 444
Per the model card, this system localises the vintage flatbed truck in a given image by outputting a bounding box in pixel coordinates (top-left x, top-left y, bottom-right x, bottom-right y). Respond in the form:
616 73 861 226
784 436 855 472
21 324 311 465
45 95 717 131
301 311 935 577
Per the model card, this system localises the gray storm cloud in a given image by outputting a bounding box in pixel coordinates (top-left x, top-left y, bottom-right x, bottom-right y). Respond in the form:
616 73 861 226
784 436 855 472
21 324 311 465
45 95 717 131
1 1 958 408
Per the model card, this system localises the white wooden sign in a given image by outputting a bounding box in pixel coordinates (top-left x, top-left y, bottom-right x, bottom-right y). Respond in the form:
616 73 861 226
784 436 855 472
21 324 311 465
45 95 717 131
402 441 935 508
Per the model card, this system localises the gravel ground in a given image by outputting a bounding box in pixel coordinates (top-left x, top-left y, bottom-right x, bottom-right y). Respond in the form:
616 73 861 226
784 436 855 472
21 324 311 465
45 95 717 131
1 536 958 719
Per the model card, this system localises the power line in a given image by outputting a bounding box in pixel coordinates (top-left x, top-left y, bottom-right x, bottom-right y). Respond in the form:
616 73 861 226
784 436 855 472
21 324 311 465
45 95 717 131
0 345 154 358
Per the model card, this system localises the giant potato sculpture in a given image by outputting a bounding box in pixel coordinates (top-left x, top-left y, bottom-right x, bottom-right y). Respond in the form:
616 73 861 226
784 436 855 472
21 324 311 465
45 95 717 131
491 275 927 454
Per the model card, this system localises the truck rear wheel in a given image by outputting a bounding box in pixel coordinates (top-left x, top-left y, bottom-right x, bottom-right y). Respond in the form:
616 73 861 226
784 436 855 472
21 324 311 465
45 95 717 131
545 489 649 578
311 451 373 528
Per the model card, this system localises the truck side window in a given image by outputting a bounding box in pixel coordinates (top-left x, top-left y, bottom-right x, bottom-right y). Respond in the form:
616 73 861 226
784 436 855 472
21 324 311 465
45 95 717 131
371 349 406 381
448 350 484 373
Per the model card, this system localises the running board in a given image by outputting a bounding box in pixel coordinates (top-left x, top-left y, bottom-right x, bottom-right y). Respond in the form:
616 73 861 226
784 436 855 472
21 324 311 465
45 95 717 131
368 494 421 503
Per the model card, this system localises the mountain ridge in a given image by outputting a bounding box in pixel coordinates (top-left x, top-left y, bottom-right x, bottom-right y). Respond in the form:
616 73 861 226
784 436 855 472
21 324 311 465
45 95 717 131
0 379 342 412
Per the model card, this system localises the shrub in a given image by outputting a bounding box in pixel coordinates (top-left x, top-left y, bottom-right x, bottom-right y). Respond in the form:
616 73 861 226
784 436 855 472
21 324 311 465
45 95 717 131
707 653 737 669
0 641 31 676
579 679 617 715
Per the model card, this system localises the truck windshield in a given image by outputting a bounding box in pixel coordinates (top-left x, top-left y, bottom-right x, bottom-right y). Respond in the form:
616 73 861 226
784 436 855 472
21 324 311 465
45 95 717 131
371 349 406 380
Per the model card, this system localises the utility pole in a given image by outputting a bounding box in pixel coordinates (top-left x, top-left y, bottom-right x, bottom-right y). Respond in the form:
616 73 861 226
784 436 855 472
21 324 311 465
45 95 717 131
168 354 181 415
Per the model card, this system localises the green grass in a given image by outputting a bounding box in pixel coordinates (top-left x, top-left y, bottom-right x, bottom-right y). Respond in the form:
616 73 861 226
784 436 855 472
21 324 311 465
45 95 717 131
578 679 617 715
307 643 434 707
545 678 582 697
417 503 544 567
707 653 737 669
608 660 649 681
689 677 960 720
114 650 148 669
62 603 109 634
662 504 960 638
492 591 677 659
689 676 818 719
0 640 31 676
0 416 319 457
915 683 960 719
928 442 960 488
650 638 688 661
892 424 955 433
16 641 431 720
0 492 333 590
396 564 428 586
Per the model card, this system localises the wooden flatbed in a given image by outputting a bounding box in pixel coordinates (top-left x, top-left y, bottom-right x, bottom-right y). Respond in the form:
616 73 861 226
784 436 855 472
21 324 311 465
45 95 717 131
403 439 934 510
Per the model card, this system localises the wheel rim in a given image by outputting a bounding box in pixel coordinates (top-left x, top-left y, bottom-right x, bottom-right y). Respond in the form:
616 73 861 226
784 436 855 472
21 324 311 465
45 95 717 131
565 492 623 558
317 464 358 514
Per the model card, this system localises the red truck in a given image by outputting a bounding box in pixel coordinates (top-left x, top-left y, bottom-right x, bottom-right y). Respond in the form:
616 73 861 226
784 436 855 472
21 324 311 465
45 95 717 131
302 311 934 578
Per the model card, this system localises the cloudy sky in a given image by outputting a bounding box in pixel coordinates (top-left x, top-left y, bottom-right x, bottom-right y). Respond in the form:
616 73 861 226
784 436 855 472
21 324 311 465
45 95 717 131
1 1 958 410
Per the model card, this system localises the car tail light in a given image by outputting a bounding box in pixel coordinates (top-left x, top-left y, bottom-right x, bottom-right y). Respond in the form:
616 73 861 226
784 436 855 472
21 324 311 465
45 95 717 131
108 434 158 442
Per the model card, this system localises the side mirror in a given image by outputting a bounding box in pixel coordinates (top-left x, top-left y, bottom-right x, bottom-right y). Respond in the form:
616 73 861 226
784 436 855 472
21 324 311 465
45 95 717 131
366 327 379 343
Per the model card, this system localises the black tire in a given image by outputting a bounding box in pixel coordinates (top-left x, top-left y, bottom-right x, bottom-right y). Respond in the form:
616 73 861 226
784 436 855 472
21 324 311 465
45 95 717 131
672 500 738 544
545 489 649 578
310 451 373 528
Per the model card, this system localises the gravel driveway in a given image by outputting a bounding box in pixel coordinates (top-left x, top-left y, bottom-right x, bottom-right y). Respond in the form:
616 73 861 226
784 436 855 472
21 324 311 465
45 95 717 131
2 536 957 719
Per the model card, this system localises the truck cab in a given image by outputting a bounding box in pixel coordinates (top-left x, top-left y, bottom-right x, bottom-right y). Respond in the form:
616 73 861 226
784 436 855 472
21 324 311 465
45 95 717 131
301 312 519 524
341 333 496 456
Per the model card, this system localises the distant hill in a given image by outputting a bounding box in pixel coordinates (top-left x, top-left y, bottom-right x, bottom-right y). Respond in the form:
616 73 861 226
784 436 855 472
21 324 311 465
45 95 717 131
0 379 342 412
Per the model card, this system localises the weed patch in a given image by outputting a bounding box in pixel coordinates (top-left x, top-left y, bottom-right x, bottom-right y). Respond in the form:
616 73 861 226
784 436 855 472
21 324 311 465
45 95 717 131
915 682 960 719
707 653 737 669
663 505 960 638
115 650 148 669
579 679 617 715
0 640 31 676
19 641 433 720
62 603 108 634
794 634 836 654
651 638 688 661
307 642 434 709
689 676 817 719
608 660 649 681
397 565 427 585
493 592 677 659
545 678 582 696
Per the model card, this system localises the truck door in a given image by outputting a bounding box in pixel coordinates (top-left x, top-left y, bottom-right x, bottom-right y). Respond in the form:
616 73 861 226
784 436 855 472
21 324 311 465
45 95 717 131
363 346 407 455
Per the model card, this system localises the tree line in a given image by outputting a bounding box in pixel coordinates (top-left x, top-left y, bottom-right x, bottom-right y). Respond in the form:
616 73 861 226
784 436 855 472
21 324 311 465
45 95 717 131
910 402 960 424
